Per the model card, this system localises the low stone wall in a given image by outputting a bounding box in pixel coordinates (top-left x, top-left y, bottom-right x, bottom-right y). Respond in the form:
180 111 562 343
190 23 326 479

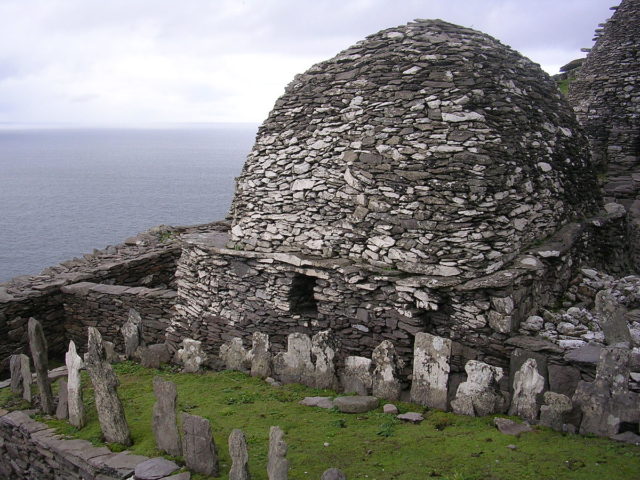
0 409 150 479
0 222 228 374
62 283 177 354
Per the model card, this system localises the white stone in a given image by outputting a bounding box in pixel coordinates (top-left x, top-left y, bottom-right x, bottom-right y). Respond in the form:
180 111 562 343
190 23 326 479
291 179 316 191
177 338 207 373
410 333 451 410
537 162 552 172
65 340 86 429
403 66 421 75
508 358 545 422
451 360 506 416
441 111 485 123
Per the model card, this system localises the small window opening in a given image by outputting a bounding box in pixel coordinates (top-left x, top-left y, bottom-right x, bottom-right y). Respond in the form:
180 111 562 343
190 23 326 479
289 274 318 314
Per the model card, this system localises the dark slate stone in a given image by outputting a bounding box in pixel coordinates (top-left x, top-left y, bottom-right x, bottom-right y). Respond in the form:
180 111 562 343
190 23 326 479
134 457 179 480
182 413 219 477
548 364 581 397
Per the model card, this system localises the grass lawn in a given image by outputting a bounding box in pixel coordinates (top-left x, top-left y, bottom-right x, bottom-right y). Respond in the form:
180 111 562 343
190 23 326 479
2 362 639 480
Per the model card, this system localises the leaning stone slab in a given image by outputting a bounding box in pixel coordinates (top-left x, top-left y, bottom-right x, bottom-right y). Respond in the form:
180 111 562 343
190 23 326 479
371 340 402 401
66 340 86 429
84 327 131 446
177 338 207 373
410 333 452 410
121 307 144 359
268 426 289 480
493 418 532 436
220 337 250 372
340 356 372 395
229 428 250 480
56 378 69 420
300 396 335 409
250 331 272 378
273 333 314 386
451 360 507 417
321 468 346 480
28 317 55 415
182 413 219 477
539 392 572 431
153 377 181 457
134 457 180 480
508 357 545 422
333 396 378 414
311 330 339 390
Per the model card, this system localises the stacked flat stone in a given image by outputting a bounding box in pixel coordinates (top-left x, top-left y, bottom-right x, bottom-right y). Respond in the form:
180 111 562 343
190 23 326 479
229 19 599 278
568 0 640 270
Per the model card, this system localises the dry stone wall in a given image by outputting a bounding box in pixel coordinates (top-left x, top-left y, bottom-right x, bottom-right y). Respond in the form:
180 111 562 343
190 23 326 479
568 0 640 269
229 19 600 279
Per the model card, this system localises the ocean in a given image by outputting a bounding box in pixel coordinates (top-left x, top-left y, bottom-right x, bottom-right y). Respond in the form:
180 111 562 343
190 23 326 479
0 125 258 283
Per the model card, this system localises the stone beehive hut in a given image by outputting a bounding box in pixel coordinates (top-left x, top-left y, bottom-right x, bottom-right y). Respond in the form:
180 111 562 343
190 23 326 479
229 19 600 279
171 19 609 370
568 0 640 267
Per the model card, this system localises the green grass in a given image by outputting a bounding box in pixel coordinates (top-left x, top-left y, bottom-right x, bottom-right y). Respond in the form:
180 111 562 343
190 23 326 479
2 362 640 480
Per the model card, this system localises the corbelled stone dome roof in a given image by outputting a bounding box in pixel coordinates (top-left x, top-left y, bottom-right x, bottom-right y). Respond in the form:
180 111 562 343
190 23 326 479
229 19 601 279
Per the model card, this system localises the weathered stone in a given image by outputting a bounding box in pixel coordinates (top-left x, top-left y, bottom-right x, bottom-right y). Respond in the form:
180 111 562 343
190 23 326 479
333 396 378 413
182 413 219 477
176 338 207 373
249 331 272 378
383 404 398 414
311 330 339 390
273 333 314 386
396 412 424 423
493 418 532 436
548 364 581 398
134 457 179 480
321 468 346 480
228 428 250 480
340 356 372 395
508 358 545 422
371 340 402 401
539 392 572 431
65 340 86 429
564 343 603 365
20 355 32 403
9 354 29 399
573 346 640 436
152 377 181 457
103 341 120 363
410 333 451 410
140 343 171 369
594 290 632 346
56 379 69 420
299 397 335 409
451 360 507 417
268 426 288 480
84 327 131 446
220 337 250 372
27 317 55 415
611 431 640 445
121 308 143 359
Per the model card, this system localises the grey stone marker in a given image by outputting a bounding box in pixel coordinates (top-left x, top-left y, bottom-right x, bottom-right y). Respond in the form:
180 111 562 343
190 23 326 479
66 340 86 429
229 428 250 480
321 468 346 480
410 333 452 410
371 340 402 401
273 333 314 386
539 391 572 431
508 358 545 422
20 354 32 402
268 426 288 480
182 413 219 477
250 331 272 378
311 330 339 390
451 360 507 417
56 379 69 420
220 337 250 372
595 290 632 346
121 307 144 359
84 327 131 446
152 377 181 457
177 338 207 373
9 354 29 398
340 356 372 395
141 344 172 369
27 317 55 415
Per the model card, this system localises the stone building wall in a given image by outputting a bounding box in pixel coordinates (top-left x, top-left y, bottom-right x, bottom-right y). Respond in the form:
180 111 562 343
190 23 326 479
61 282 176 354
0 409 150 479
229 19 601 280
568 0 640 269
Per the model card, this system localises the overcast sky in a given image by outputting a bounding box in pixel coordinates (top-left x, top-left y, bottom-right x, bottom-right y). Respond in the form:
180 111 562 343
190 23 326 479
0 0 615 125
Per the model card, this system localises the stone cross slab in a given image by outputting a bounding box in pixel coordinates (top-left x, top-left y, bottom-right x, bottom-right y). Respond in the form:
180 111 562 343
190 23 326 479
410 332 452 410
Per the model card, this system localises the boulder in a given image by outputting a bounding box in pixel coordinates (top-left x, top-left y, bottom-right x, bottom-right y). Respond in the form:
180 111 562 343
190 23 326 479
333 396 378 414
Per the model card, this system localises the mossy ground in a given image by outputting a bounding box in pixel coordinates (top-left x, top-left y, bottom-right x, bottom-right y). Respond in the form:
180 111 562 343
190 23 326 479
2 362 640 480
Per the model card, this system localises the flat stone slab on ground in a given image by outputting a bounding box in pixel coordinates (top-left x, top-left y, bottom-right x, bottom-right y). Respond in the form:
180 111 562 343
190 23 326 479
300 396 335 409
611 432 640 445
134 457 179 479
383 404 398 414
396 412 424 423
321 468 347 480
161 474 191 480
333 396 378 413
493 418 533 436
